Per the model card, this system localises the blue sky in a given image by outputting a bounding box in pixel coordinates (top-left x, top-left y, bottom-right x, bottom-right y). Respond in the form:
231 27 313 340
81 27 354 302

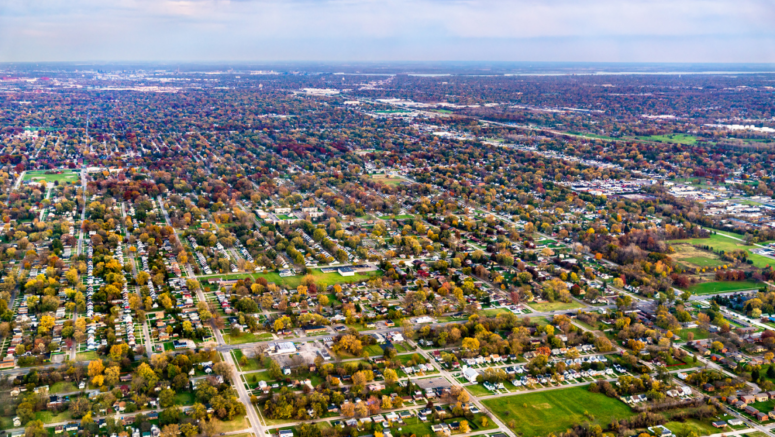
0 0 774 62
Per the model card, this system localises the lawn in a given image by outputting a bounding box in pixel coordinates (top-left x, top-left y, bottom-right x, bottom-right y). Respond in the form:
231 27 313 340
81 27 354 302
175 391 196 406
202 268 382 289
482 386 635 437
663 419 718 436
378 214 414 220
528 301 583 312
233 349 263 372
211 416 249 433
223 331 274 345
689 281 760 295
34 410 72 424
371 174 407 186
75 351 99 361
637 133 698 145
678 327 710 341
670 233 774 268
23 169 80 183
480 308 511 317
49 381 78 393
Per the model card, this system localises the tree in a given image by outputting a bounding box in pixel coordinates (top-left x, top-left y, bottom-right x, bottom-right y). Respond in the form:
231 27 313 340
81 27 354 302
180 423 198 437
462 337 480 354
160 424 180 437
81 412 94 427
88 360 104 377
105 366 120 386
460 421 470 433
159 388 176 408
384 368 398 384
24 420 48 437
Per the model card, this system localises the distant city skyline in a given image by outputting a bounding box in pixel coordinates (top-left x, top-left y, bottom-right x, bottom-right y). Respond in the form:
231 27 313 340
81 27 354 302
1 0 774 63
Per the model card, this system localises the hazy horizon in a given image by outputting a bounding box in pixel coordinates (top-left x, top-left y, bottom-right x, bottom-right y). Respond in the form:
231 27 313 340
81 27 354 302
1 0 774 63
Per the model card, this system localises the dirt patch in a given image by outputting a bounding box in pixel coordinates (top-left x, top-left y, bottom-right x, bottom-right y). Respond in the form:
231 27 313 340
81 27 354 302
532 403 552 410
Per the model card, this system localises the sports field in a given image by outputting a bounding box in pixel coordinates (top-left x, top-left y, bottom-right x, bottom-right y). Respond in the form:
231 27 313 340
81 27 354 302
482 386 634 436
689 280 760 295
371 174 407 186
23 169 80 183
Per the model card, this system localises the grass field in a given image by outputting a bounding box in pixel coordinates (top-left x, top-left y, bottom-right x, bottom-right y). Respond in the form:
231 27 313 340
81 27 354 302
371 174 408 186
211 416 249 433
75 351 99 361
223 331 274 345
689 281 760 295
175 391 196 406
23 169 80 183
482 386 634 436
637 134 698 145
670 242 725 269
34 410 72 424
678 327 710 341
528 301 583 312
49 381 79 393
202 268 382 289
378 214 414 220
670 233 773 268
233 349 263 372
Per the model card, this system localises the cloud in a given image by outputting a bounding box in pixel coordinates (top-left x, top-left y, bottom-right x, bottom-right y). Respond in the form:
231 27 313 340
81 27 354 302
0 0 773 62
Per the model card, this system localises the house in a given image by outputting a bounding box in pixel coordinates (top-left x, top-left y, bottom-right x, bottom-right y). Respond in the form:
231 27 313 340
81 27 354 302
711 421 727 428
13 417 21 427
462 367 480 384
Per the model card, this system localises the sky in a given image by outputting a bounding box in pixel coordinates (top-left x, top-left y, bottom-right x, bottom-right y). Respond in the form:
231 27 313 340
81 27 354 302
1 0 774 63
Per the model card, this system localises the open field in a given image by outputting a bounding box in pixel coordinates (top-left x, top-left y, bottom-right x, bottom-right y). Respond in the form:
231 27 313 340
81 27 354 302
670 233 774 268
75 351 99 361
678 327 710 341
528 301 583 312
689 281 760 295
371 174 408 186
200 268 382 289
636 133 698 145
482 386 634 437
669 243 724 269
211 416 249 433
23 169 80 183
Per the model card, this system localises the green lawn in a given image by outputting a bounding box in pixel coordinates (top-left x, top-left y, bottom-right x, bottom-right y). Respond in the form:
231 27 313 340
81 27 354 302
678 327 710 341
480 308 511 317
636 134 698 145
75 351 99 361
34 410 72 424
528 301 583 312
377 214 414 220
223 331 274 345
371 175 407 186
175 391 196 406
664 419 718 436
23 169 80 183
211 416 249 433
49 381 78 393
670 233 773 268
482 386 635 437
233 349 263 372
689 281 760 295
202 268 382 289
